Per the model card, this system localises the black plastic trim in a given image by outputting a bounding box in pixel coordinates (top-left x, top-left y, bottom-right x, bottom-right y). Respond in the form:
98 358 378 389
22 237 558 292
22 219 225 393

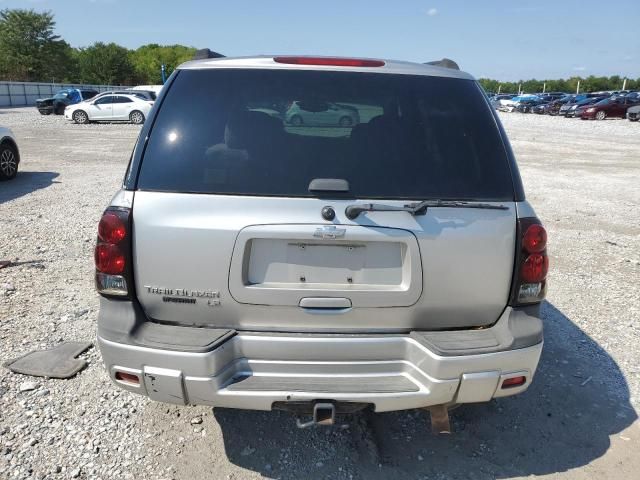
122 70 180 191
411 304 542 356
477 82 526 202
97 298 541 356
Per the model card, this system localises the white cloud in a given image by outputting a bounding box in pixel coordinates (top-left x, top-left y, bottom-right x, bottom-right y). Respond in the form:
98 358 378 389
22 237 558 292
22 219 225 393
573 66 586 72
427 8 438 16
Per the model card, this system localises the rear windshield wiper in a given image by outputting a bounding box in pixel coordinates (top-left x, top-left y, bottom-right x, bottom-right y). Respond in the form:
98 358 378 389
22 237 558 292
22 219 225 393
345 200 509 220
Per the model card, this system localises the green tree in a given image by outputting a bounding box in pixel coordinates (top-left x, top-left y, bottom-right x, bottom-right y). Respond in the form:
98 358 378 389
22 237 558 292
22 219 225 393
77 42 136 85
129 44 196 84
0 8 74 81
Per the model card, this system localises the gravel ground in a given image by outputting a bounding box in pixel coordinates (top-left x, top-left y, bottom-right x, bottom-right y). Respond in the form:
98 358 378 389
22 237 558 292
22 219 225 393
0 108 638 480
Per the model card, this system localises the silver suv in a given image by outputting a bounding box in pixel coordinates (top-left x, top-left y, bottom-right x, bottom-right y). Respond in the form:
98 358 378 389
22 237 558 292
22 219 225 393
96 55 548 428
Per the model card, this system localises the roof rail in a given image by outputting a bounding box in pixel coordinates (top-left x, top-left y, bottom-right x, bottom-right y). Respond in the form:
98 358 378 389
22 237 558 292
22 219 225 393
192 48 225 60
424 58 460 70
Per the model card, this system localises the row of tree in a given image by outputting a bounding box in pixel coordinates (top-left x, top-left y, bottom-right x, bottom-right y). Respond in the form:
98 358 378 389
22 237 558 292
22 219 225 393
0 9 196 85
1 8 638 91
478 77 640 95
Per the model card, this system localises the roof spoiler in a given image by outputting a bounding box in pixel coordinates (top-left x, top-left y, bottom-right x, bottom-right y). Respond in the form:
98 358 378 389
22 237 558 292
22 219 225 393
424 58 460 70
192 48 225 60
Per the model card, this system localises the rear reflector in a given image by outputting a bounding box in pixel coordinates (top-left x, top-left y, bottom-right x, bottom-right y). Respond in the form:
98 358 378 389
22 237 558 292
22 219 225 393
273 56 385 67
115 371 140 385
501 376 526 389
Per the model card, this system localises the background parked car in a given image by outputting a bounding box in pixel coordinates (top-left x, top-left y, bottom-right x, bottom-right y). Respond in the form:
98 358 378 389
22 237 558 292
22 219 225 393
0 126 20 180
581 96 640 120
627 104 640 121
129 85 163 99
490 94 516 110
93 90 156 102
557 95 590 116
35 88 98 115
497 94 539 112
538 95 573 115
285 101 360 126
515 98 548 113
65 94 153 124
569 97 607 118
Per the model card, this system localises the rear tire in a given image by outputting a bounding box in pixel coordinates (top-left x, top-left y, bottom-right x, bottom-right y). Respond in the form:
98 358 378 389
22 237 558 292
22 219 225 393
595 110 606 120
129 110 145 125
54 103 65 115
0 143 18 180
73 110 89 124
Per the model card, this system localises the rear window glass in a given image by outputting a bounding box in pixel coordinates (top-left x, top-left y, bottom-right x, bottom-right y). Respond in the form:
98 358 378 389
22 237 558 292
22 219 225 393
137 69 513 200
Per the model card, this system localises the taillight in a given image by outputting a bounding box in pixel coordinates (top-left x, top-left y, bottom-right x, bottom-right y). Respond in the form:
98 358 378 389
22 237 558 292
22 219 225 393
95 244 126 274
98 213 126 244
273 56 385 67
95 207 132 297
510 218 548 305
520 254 549 283
522 224 546 253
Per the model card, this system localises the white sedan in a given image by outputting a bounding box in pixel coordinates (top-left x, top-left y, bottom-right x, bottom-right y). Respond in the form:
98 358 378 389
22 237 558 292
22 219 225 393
0 125 20 180
65 94 153 125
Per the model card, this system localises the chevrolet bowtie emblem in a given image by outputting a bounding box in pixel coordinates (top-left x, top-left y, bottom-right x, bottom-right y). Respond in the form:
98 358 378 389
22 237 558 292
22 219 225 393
313 226 346 239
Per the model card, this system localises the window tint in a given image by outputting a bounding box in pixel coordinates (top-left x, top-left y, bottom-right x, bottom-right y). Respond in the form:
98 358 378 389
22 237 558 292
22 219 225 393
138 69 514 200
113 96 133 103
94 96 113 105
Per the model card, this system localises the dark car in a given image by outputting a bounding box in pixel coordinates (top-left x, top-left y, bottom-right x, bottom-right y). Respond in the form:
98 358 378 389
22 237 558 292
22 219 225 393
568 97 606 118
532 103 550 114
581 96 640 120
530 94 568 114
557 95 591 116
36 88 99 115
515 98 548 113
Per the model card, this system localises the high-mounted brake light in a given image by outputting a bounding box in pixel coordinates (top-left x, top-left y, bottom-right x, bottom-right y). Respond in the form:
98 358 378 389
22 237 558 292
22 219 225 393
95 208 132 297
273 56 385 67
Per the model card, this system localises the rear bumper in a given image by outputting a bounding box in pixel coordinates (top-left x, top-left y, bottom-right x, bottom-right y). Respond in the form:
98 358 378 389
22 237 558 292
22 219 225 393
97 300 543 412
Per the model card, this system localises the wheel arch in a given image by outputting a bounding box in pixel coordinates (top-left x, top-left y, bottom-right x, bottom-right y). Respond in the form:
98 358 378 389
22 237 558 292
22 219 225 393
0 136 20 164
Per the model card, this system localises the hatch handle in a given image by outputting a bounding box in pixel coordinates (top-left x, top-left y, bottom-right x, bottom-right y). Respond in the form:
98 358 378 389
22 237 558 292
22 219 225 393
299 297 352 309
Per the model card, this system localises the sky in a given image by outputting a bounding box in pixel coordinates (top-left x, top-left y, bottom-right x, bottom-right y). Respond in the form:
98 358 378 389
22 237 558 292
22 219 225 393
1 0 639 81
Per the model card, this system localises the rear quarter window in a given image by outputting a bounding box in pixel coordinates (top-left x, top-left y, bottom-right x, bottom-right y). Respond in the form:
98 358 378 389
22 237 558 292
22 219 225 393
136 69 514 201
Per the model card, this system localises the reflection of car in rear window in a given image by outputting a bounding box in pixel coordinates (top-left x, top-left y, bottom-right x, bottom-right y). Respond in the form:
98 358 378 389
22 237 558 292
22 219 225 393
137 69 513 201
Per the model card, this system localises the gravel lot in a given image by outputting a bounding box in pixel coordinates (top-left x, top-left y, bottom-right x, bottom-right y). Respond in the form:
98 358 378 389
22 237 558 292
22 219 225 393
1 108 638 480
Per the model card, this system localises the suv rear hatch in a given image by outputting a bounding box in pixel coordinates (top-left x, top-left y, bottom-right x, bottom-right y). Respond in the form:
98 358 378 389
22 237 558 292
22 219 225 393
129 64 517 332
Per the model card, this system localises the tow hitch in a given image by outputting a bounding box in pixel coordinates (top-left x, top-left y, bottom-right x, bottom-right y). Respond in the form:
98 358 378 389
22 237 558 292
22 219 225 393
296 402 336 428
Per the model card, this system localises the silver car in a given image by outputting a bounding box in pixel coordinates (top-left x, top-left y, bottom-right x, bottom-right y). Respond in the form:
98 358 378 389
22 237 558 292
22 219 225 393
96 56 547 429
0 126 20 180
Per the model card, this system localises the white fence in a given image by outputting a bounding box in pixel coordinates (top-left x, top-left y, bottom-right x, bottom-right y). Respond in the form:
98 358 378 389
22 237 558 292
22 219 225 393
0 81 130 107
